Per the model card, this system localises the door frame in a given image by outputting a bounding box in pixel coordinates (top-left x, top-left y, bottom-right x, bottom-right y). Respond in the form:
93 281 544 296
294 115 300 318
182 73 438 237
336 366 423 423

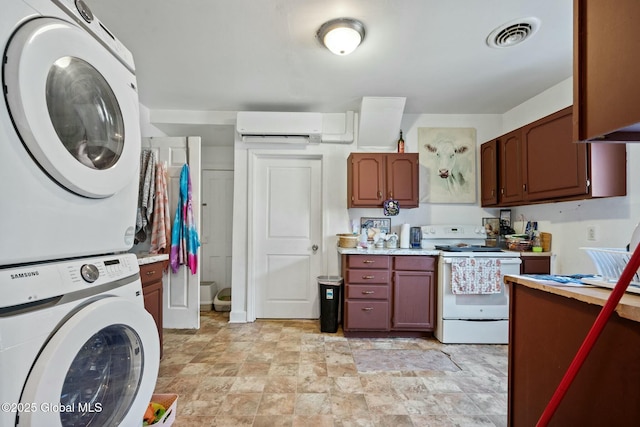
246 151 325 322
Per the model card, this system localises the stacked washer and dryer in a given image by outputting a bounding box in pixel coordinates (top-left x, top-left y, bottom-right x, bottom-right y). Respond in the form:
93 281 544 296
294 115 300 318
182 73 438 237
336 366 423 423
1 1 159 426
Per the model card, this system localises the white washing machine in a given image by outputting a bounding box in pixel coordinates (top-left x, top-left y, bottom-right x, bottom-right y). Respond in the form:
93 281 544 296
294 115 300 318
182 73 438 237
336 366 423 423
1 0 142 266
0 253 160 427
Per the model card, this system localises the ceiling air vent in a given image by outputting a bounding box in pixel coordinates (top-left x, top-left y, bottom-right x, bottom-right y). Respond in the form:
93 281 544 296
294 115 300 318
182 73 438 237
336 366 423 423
487 17 540 48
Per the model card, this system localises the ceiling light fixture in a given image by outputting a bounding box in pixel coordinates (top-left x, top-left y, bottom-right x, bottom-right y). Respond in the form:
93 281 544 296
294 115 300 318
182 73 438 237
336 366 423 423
317 18 365 56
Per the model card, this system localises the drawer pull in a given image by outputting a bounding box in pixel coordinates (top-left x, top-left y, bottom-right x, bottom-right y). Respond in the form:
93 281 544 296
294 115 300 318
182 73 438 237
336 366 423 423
145 270 156 276
362 307 373 311
362 275 375 279
362 260 374 264
362 290 375 294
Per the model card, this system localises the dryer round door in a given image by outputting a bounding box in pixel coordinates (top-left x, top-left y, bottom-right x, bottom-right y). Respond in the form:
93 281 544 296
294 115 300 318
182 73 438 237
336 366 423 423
18 297 159 427
3 17 141 198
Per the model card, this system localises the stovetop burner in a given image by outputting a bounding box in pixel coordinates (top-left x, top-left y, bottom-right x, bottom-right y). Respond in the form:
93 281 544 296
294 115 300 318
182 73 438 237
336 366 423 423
434 245 503 253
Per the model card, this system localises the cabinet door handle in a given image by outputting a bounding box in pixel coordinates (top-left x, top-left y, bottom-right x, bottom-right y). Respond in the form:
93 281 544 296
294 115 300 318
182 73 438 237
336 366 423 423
362 275 375 279
145 270 156 276
377 190 382 199
389 191 393 198
362 290 374 294
362 260 374 264
362 307 373 311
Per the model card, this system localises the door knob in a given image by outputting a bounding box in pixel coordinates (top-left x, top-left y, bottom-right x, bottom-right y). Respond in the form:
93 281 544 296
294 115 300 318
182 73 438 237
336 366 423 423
312 244 319 253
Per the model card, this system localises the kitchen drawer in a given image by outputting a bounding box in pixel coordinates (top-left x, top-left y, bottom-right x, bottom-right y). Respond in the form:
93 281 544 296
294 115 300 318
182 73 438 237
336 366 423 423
520 256 551 274
140 262 163 286
346 284 390 300
345 269 390 284
345 300 390 330
393 256 435 271
347 255 391 270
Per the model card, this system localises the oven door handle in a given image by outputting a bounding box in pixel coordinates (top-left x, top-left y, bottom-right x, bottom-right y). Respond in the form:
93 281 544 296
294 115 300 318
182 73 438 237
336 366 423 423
442 258 522 265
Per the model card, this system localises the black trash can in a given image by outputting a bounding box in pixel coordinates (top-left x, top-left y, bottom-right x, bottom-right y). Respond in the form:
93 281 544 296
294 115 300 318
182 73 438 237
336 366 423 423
318 275 343 333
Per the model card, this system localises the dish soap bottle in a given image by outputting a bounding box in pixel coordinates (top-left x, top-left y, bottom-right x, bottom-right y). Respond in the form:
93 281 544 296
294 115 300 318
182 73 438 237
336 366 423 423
397 130 405 153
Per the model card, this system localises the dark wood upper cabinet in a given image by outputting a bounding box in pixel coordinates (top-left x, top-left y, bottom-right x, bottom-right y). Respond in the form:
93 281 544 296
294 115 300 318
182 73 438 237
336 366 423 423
481 107 626 207
522 107 588 201
499 130 525 205
574 0 640 142
347 153 385 207
385 154 419 208
347 153 419 208
480 140 498 206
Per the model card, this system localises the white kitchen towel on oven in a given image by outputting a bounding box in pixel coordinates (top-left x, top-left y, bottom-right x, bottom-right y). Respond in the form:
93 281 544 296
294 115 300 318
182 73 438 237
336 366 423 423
451 258 502 294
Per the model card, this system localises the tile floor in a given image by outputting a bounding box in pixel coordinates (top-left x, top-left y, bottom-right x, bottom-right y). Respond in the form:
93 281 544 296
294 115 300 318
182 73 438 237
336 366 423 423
154 311 508 427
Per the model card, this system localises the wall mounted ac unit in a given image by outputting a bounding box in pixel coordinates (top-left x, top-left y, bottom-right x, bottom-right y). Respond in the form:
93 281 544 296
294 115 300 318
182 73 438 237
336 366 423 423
236 111 322 144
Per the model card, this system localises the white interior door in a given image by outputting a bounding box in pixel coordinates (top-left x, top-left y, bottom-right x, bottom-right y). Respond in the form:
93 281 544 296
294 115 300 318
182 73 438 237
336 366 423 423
201 170 234 290
253 155 323 319
143 136 201 329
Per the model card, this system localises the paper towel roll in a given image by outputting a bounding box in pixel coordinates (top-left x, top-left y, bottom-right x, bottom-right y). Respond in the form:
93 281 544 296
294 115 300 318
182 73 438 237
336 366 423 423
400 224 410 249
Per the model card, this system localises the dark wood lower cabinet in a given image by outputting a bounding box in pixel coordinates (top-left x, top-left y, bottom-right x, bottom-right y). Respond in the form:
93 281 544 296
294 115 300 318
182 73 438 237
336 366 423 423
519 255 551 274
342 254 435 337
140 261 164 358
507 278 640 426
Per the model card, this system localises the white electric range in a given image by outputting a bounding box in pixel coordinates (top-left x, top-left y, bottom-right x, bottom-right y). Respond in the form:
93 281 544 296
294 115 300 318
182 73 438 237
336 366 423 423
422 225 522 344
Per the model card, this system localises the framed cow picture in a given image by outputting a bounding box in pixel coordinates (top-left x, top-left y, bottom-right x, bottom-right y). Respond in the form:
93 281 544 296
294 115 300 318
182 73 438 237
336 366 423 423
418 127 477 203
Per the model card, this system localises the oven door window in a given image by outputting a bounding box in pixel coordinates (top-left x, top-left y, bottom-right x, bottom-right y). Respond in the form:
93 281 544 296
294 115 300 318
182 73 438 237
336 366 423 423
453 290 508 306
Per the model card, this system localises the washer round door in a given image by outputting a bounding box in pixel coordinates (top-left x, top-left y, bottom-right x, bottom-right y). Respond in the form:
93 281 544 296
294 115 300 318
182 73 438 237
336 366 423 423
3 17 141 198
18 298 160 427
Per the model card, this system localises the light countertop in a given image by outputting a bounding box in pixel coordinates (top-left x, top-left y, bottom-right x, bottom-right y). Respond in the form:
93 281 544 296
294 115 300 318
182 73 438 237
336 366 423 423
337 247 440 256
505 274 640 323
136 253 169 265
337 247 552 257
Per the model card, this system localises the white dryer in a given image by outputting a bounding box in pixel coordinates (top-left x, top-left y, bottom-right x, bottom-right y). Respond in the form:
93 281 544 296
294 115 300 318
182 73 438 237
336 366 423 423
1 0 142 266
0 253 159 427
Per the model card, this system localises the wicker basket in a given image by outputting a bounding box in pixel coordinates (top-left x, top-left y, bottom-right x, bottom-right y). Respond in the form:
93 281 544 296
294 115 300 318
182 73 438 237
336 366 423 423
337 233 358 248
581 247 640 282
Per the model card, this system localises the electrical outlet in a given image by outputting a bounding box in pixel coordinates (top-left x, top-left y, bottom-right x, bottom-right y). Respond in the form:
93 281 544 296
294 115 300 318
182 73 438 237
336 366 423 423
587 225 597 241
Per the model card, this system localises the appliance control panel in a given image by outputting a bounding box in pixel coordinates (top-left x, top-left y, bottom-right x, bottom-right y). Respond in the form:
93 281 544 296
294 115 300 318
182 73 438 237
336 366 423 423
1 254 139 309
421 225 487 239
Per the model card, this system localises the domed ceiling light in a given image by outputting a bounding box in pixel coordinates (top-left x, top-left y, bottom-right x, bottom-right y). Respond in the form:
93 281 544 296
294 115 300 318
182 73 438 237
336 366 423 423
317 18 365 55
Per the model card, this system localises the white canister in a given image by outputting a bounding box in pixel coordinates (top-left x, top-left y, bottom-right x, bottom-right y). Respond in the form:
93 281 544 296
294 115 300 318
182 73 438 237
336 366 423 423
400 224 411 249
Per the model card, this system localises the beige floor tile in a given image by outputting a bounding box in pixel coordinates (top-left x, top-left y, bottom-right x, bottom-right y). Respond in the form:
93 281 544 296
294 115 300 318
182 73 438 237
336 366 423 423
156 311 509 427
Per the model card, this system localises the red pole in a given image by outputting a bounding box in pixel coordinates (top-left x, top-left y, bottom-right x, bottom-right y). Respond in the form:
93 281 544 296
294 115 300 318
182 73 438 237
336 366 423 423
536 244 640 426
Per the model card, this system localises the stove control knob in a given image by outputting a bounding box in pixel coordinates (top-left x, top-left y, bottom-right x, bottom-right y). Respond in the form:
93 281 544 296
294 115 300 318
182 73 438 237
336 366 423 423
80 264 100 283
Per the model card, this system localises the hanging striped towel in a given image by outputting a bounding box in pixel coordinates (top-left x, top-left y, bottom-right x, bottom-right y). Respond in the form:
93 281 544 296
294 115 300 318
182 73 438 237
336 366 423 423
135 150 156 243
149 162 171 254
170 164 200 274
451 258 502 294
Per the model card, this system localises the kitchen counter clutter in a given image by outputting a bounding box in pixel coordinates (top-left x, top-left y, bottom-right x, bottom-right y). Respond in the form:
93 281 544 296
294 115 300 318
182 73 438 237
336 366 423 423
505 274 640 425
337 247 440 256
